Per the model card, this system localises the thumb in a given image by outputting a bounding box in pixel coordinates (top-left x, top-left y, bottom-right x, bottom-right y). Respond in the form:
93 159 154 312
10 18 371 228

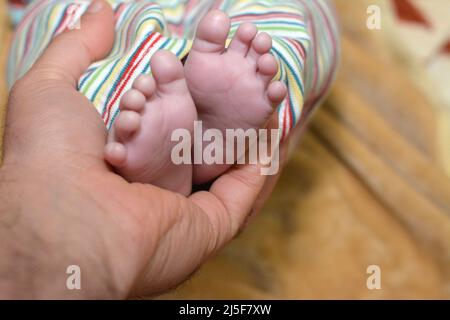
29 0 115 87
3 0 115 169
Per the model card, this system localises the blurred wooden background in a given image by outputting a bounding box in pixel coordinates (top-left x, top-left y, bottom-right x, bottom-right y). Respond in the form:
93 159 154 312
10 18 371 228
1 0 449 299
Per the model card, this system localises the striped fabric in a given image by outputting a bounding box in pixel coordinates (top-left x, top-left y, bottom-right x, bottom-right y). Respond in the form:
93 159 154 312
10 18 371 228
7 0 339 139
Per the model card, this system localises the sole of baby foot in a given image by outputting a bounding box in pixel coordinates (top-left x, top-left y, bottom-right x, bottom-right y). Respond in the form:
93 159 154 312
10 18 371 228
105 50 197 196
185 10 287 185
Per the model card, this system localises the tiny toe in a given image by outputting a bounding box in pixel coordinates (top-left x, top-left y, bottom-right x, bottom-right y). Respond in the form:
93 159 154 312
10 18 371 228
192 10 231 53
228 23 258 56
105 142 127 167
120 89 146 112
151 50 186 93
267 81 287 106
257 53 279 83
248 32 272 60
114 110 141 140
132 74 156 98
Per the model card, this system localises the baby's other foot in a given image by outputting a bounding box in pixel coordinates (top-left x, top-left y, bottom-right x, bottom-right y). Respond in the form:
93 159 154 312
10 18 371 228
105 50 197 196
185 10 287 184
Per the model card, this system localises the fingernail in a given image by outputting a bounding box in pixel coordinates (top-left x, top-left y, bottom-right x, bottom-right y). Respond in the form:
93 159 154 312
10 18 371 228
87 0 103 14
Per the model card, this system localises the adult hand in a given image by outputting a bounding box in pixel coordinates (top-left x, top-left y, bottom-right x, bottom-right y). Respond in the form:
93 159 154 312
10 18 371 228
0 0 287 298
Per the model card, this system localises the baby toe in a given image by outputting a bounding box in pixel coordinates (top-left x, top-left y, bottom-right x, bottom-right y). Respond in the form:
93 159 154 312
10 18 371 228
267 81 287 106
132 74 156 98
228 23 258 56
257 53 279 84
120 89 146 112
104 142 127 167
114 110 141 140
248 32 273 60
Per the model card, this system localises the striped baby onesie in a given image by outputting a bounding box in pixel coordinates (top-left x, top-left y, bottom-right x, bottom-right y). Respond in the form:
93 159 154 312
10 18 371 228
7 0 339 140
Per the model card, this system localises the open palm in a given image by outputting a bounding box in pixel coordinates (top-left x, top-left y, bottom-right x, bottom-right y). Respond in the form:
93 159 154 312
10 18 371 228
0 1 282 298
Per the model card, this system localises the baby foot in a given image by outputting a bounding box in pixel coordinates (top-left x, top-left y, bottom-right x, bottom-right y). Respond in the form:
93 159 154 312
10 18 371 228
185 10 287 184
105 50 197 196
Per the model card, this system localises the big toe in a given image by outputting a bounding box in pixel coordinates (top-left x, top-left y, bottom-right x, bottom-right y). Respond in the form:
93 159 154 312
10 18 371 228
192 10 231 53
150 50 186 93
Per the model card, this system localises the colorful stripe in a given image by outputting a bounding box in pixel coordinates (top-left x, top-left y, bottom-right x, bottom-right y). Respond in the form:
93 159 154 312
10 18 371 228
7 0 339 137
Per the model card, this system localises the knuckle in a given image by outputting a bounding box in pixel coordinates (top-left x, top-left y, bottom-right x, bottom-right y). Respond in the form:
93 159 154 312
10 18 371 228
8 76 31 104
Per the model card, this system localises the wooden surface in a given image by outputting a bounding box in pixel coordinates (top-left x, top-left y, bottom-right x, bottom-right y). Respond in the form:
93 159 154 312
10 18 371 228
1 1 450 299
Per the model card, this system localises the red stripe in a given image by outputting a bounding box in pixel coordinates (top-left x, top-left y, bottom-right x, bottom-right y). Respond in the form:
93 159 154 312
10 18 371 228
101 32 158 119
103 33 160 121
103 33 162 123
289 39 306 62
281 107 287 141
